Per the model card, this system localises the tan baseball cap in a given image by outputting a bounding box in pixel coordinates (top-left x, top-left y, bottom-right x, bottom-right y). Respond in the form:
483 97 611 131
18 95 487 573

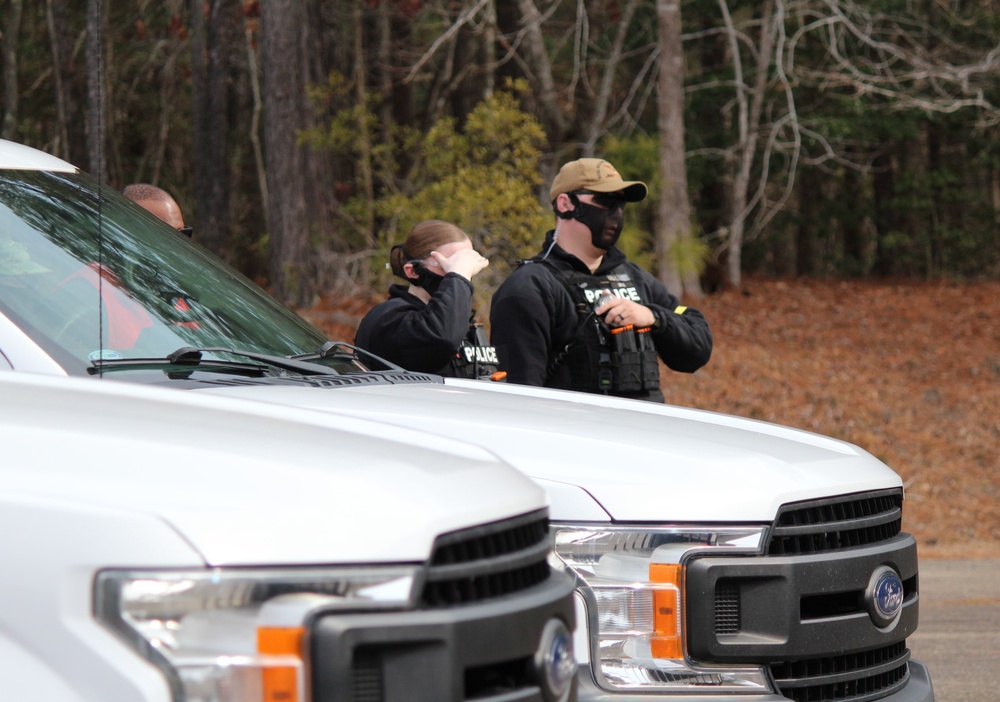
549 158 647 203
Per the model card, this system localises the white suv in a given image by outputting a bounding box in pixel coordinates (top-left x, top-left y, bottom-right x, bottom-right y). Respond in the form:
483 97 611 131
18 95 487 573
0 140 933 702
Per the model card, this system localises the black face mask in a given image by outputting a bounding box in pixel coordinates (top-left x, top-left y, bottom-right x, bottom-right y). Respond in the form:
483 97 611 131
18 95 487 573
560 192 627 250
409 262 443 296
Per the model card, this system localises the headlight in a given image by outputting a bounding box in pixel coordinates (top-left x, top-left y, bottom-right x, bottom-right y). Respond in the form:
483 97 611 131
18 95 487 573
552 525 770 694
95 566 417 702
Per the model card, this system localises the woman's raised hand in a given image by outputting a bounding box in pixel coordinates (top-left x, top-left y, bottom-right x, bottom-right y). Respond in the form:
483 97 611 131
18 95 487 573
429 248 489 281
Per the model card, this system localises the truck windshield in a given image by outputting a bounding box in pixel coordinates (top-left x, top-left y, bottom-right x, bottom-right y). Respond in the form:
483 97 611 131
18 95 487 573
0 170 360 376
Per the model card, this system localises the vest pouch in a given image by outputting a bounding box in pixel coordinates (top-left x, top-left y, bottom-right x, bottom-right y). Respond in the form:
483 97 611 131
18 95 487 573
609 326 644 393
564 341 613 393
634 326 661 390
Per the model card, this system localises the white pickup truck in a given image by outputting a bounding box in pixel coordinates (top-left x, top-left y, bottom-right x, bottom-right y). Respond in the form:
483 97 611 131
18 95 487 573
0 139 933 702
0 372 577 702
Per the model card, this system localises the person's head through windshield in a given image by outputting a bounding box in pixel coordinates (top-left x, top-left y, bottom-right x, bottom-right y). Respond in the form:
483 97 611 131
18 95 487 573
122 183 192 238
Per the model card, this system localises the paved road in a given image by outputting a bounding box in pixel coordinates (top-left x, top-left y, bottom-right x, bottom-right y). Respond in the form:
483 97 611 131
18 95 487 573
908 558 1000 702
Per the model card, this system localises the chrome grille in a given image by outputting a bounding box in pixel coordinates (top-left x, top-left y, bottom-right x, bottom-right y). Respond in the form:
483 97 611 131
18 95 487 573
767 489 902 555
420 510 550 607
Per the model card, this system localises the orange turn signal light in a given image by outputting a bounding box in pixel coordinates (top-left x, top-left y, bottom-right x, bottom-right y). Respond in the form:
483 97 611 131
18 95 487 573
258 626 304 702
649 563 683 659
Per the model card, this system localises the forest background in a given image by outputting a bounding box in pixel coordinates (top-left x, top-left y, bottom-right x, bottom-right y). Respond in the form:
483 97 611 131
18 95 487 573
1 0 997 552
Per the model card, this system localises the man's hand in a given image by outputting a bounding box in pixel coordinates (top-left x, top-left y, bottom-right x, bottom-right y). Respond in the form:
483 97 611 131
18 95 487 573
595 298 656 328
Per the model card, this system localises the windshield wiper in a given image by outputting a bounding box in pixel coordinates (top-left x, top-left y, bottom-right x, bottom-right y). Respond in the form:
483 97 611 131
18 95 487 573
90 346 342 376
293 341 406 372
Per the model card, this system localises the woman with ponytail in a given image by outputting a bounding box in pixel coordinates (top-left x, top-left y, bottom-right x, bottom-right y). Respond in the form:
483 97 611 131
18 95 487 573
355 220 500 379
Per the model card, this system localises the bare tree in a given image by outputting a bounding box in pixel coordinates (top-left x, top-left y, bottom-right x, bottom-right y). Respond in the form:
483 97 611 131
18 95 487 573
514 0 565 149
352 0 376 241
85 0 106 179
190 0 236 255
244 10 267 223
696 0 1000 286
656 0 702 299
716 0 777 289
1 0 24 141
45 0 86 164
582 0 642 155
787 0 1000 126
261 0 312 306
402 0 497 129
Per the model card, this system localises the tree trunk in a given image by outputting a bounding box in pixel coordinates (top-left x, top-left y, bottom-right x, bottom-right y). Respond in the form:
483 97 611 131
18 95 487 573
840 168 865 275
352 0 375 242
46 0 87 166
390 12 414 130
85 0 105 179
189 0 208 215
261 0 312 306
449 1 478 121
796 166 819 276
720 0 773 290
190 0 235 256
244 15 268 224
301 0 336 256
2 0 24 141
926 122 944 277
515 0 564 148
482 0 496 98
656 0 695 298
376 0 394 144
871 145 897 277
495 0 522 86
421 10 458 131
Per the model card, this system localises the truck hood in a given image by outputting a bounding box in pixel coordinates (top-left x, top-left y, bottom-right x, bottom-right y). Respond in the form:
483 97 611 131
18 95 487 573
0 374 545 565
199 378 903 523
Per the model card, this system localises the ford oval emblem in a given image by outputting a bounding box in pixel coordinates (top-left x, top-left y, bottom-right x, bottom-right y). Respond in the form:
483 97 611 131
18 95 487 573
865 565 904 627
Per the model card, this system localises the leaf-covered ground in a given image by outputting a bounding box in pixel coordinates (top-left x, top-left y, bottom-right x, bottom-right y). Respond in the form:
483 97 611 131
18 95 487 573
301 278 1000 558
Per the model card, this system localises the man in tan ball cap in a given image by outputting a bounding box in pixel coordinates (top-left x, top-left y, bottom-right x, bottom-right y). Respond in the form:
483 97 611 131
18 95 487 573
490 158 713 403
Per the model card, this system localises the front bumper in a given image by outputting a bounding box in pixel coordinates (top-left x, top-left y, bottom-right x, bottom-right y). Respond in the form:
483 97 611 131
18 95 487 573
309 569 577 702
575 657 934 702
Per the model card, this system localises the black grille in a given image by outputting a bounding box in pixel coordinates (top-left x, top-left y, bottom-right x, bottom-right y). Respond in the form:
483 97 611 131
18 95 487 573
714 580 740 634
770 642 910 702
351 647 383 702
421 510 551 607
767 489 902 555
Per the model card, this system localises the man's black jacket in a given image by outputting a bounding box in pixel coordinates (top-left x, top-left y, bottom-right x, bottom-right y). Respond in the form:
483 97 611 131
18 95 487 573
490 239 712 402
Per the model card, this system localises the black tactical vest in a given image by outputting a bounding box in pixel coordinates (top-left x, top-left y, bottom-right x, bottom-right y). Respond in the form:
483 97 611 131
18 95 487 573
543 262 660 395
451 322 502 380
